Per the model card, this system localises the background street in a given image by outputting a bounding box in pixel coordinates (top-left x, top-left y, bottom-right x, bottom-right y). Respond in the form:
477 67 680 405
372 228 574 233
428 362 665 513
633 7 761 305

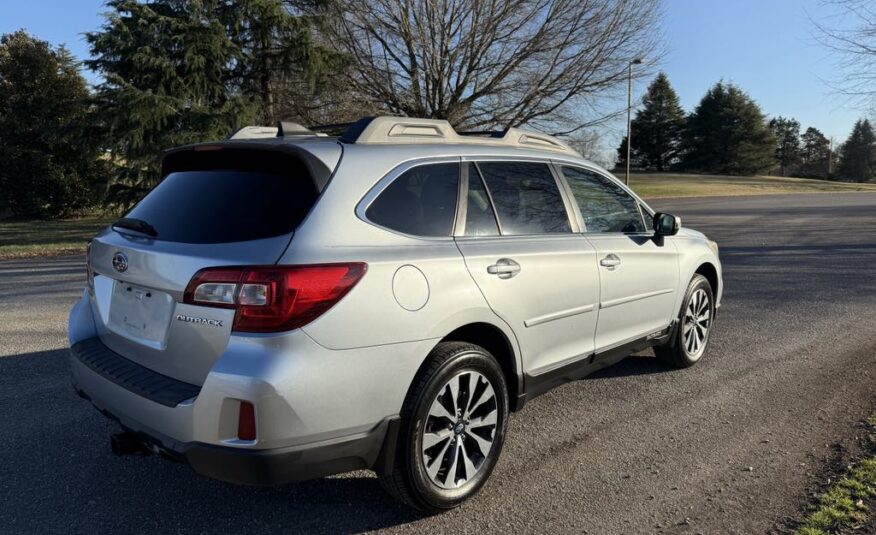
1 193 875 534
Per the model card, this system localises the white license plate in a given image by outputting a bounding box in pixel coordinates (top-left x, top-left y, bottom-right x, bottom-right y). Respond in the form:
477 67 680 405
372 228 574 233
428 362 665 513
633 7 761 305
107 281 174 347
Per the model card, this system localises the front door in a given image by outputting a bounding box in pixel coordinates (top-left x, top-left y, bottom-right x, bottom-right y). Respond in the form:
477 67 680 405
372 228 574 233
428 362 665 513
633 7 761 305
559 165 679 351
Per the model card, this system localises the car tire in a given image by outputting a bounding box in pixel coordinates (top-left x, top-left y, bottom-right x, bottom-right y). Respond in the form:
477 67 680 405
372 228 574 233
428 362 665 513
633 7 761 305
378 341 509 513
654 274 715 368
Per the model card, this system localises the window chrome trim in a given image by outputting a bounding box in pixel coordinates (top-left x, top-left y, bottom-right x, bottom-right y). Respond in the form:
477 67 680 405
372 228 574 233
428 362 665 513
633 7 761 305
355 156 462 241
454 161 470 236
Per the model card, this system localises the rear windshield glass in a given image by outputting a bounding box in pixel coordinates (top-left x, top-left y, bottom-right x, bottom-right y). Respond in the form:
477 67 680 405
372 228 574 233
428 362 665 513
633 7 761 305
124 170 317 244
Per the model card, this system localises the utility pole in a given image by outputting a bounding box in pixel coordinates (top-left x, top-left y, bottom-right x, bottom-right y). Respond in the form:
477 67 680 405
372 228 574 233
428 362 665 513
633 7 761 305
625 58 644 186
828 136 833 177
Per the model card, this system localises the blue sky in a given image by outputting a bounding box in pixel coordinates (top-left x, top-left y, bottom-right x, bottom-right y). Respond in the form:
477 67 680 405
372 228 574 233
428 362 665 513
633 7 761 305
0 0 865 144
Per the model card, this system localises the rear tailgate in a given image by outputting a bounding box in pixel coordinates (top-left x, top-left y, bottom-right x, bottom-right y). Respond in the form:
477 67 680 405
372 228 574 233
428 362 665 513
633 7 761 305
87 146 333 385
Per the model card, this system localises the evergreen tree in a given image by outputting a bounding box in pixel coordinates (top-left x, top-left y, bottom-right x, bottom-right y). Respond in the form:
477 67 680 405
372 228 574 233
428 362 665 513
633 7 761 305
86 0 256 204
800 127 831 179
616 73 685 171
681 82 775 175
837 119 876 182
0 31 107 218
218 0 343 125
768 116 801 176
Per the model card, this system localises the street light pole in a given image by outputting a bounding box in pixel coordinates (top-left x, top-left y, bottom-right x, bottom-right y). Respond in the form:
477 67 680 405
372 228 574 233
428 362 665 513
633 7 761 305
625 58 643 186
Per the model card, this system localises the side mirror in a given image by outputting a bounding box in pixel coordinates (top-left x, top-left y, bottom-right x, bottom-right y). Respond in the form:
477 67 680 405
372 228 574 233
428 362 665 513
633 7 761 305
653 212 681 237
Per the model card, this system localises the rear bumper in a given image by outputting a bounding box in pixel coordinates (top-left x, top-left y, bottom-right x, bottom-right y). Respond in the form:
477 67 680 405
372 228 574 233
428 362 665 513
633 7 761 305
67 291 422 484
183 419 396 485
70 336 397 485
75 378 395 485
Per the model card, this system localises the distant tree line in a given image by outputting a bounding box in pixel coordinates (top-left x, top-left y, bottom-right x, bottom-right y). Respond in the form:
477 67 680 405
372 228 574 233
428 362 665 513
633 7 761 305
0 0 874 220
1 0 662 218
616 73 875 182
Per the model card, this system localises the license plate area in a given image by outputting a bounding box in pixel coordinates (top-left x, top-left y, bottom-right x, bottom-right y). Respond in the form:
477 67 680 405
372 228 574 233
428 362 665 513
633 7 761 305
107 281 174 349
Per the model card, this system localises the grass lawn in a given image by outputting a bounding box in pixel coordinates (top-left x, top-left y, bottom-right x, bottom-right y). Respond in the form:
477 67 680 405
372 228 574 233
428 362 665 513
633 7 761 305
630 172 876 199
793 417 876 534
0 217 113 259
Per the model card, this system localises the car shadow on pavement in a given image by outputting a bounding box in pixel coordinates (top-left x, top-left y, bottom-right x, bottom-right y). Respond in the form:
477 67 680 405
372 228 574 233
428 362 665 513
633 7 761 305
587 353 673 380
0 349 426 534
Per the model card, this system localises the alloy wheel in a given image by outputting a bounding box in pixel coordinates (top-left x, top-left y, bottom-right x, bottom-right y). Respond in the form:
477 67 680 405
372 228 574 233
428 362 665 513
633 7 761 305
421 371 498 489
682 288 711 358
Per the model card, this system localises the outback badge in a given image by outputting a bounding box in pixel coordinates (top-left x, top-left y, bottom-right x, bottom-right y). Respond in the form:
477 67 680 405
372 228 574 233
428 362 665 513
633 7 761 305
175 314 223 328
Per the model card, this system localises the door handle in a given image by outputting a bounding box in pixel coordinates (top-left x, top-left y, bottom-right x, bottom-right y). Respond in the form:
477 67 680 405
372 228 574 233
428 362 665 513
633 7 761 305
487 258 521 279
600 254 621 269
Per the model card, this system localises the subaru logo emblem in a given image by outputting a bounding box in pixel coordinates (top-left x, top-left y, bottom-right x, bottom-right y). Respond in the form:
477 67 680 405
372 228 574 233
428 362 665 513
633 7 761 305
112 252 128 273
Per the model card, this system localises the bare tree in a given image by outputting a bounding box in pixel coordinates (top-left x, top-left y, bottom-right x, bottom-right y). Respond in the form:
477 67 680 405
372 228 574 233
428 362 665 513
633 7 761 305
814 0 876 110
319 0 663 130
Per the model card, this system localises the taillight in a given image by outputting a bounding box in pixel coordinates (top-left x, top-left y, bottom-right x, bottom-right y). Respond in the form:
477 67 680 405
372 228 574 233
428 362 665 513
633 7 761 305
183 263 367 333
85 240 94 290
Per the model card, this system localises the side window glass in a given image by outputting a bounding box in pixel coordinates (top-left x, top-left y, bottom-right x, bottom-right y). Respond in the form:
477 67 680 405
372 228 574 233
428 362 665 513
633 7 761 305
561 167 645 233
476 161 571 236
463 163 500 237
366 163 459 237
640 203 654 232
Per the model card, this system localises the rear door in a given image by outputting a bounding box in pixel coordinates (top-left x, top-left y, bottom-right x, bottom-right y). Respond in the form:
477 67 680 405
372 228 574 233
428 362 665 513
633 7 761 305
88 148 323 385
454 161 600 376
558 165 679 351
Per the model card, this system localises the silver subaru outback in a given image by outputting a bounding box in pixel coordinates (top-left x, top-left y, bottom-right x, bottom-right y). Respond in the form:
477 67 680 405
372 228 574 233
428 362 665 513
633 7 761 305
68 116 722 512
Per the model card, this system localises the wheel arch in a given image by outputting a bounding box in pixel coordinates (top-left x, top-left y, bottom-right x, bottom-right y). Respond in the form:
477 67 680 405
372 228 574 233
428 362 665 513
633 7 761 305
432 322 523 412
694 261 720 301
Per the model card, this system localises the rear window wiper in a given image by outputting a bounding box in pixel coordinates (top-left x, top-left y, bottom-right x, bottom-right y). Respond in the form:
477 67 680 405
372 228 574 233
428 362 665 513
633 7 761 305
112 217 158 237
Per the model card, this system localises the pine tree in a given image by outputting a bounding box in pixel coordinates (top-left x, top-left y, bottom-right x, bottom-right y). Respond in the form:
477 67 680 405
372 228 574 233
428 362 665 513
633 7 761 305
617 73 686 171
681 82 775 176
768 116 801 176
86 0 256 205
0 31 107 218
800 127 831 179
837 119 876 182
218 0 343 125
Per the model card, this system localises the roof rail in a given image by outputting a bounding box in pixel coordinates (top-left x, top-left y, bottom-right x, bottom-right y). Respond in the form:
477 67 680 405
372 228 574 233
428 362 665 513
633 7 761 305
228 125 279 140
277 121 314 137
339 116 579 156
228 121 326 140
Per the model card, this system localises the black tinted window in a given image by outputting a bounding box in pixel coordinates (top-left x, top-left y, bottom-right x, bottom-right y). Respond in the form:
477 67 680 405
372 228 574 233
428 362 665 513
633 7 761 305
561 167 645 233
476 162 570 235
463 163 499 237
126 170 317 244
366 163 459 237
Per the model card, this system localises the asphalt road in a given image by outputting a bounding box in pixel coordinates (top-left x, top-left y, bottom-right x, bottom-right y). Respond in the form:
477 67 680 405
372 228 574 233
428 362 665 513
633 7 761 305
2 193 876 534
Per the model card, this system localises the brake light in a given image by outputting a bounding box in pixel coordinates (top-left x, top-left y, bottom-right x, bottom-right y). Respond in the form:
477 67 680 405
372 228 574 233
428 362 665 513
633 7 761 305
183 263 367 333
85 240 94 290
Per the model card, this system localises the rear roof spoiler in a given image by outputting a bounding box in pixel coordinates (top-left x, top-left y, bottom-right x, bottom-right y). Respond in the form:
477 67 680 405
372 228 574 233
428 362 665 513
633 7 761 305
160 140 340 191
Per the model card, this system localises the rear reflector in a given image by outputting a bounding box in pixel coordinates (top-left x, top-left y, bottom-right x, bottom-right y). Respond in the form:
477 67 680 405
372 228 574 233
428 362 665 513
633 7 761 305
237 401 256 441
183 263 367 333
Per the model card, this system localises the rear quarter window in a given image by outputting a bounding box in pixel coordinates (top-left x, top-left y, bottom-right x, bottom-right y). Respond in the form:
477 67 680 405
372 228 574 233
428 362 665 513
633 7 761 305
365 163 460 237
